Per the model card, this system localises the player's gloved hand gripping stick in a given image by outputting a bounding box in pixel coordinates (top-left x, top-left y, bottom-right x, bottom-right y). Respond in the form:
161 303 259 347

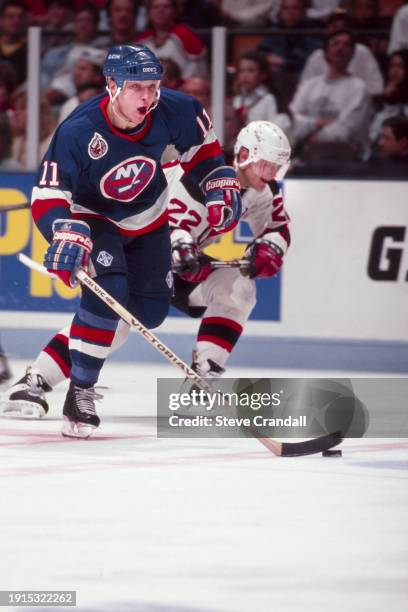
44 219 93 287
242 238 284 279
171 229 213 283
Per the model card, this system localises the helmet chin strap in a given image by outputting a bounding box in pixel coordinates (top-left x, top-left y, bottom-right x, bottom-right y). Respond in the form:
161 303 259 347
106 83 122 104
148 87 161 113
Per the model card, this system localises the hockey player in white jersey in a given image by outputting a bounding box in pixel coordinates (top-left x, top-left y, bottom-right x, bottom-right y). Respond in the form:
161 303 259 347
0 120 291 418
169 120 291 377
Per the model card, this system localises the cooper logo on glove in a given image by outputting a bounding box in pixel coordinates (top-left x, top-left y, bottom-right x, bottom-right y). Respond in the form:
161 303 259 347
205 178 240 191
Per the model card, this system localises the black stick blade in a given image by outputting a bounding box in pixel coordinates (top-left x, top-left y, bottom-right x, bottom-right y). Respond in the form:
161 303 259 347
280 431 343 457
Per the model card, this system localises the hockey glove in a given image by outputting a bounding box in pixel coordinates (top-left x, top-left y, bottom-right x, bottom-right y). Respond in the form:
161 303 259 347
171 229 212 283
44 219 93 287
202 167 242 231
243 238 284 279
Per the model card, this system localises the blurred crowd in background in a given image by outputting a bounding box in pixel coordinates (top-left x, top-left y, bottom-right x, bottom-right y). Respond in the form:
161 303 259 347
0 0 407 177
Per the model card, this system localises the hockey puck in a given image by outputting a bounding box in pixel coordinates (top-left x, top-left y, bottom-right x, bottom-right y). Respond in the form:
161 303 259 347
322 449 342 457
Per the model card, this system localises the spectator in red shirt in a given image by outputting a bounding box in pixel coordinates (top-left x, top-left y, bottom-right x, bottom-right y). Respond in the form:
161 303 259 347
136 0 208 79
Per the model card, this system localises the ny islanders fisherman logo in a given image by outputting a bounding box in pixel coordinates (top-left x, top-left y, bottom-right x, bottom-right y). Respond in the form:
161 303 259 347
88 132 108 160
101 156 156 202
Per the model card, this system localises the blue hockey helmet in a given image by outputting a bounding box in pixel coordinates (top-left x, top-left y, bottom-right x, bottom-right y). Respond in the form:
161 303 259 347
103 44 163 88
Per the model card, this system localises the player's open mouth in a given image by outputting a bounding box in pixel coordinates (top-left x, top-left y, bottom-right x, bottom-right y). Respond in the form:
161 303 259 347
138 106 147 115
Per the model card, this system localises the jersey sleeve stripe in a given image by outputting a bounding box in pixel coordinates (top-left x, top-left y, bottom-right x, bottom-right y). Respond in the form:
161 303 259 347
180 141 223 175
179 129 219 164
31 198 70 223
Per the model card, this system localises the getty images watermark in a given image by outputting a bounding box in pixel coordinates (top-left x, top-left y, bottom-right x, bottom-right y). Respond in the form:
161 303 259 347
157 377 408 439
167 387 307 429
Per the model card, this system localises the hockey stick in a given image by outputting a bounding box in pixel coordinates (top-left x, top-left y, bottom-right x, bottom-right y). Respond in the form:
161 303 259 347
17 253 343 457
17 255 218 387
18 253 57 278
23 251 250 276
0 202 30 213
210 259 249 270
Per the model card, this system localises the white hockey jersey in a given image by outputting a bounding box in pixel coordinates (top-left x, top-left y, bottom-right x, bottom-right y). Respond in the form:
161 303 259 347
164 161 290 253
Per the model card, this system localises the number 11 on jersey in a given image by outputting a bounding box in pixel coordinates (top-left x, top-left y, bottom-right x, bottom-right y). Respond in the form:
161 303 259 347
39 161 60 187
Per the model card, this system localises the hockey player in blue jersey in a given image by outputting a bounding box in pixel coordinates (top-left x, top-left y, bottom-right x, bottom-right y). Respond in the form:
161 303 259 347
31 44 241 438
1 121 291 428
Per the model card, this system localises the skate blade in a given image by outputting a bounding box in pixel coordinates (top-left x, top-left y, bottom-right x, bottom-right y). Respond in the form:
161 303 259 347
0 401 46 419
61 416 98 439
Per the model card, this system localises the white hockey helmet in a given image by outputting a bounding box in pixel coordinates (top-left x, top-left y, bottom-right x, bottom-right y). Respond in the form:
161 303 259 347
234 120 291 180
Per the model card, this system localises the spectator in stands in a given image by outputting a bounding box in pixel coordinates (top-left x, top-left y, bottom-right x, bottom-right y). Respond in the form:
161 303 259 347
46 46 105 106
0 62 17 112
0 111 22 170
181 76 211 109
300 9 384 95
0 1 28 87
25 1 106 26
41 4 103 89
290 29 371 161
136 0 209 79
24 0 49 25
307 0 342 20
366 115 408 175
160 57 183 90
388 3 408 54
232 51 279 129
41 0 74 53
258 0 323 108
99 0 139 46
215 1 280 27
58 79 104 123
347 0 390 74
180 0 220 28
259 0 322 74
369 49 408 142
11 91 56 168
377 115 408 156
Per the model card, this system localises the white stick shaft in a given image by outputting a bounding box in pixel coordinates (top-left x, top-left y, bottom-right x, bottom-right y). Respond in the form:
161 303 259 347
18 253 58 279
0 202 30 213
210 260 249 269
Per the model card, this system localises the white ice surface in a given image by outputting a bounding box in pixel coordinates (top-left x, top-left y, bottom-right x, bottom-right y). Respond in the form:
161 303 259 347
0 360 407 612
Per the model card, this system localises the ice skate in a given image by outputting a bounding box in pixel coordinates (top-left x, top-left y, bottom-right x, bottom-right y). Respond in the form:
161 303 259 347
177 357 225 417
0 367 51 418
61 382 102 439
